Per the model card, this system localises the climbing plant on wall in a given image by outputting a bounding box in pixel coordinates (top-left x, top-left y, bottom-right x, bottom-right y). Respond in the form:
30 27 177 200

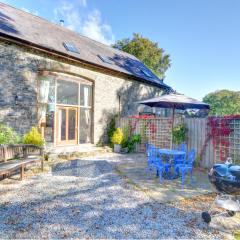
200 115 240 162
130 115 157 141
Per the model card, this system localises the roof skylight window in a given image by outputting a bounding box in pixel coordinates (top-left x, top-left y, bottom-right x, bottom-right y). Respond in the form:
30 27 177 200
141 69 153 78
63 42 79 54
98 55 113 64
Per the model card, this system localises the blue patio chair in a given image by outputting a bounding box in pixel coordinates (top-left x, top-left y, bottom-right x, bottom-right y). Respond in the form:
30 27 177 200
157 150 171 181
146 144 155 165
177 142 187 152
173 153 186 165
146 147 170 183
146 143 154 156
174 149 196 186
146 145 156 168
173 142 187 165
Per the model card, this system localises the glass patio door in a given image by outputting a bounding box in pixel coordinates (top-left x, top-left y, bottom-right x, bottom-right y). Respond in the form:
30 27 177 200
57 106 78 145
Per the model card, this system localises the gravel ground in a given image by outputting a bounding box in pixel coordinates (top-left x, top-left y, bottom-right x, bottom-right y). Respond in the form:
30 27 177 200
0 154 237 239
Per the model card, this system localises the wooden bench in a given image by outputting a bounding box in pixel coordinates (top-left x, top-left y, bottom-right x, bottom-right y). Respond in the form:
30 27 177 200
0 144 44 180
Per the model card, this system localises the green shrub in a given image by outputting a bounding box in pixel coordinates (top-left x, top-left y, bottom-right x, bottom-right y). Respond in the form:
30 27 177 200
194 155 201 167
122 134 141 153
172 123 188 145
235 159 240 164
23 127 44 146
128 134 141 152
111 128 123 145
121 126 129 148
107 117 116 147
0 124 20 144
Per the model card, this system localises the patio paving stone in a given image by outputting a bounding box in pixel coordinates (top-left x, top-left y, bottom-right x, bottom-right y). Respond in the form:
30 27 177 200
116 154 213 203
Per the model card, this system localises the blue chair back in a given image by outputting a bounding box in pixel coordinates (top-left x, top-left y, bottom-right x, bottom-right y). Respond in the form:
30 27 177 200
157 150 165 164
146 143 154 156
178 143 187 152
149 147 162 165
174 153 186 164
187 149 196 165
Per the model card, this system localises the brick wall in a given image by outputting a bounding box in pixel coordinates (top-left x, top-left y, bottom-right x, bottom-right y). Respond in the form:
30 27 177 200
0 39 164 144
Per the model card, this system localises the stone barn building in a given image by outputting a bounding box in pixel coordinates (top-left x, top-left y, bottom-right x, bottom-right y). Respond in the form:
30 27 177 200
0 3 171 149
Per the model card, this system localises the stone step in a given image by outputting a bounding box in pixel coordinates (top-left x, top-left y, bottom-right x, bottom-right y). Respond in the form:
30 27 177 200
45 146 112 162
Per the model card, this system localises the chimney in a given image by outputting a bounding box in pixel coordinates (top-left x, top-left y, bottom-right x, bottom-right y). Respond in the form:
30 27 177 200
60 19 64 26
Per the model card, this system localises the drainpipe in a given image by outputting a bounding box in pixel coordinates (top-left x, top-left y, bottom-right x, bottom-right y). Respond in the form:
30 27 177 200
118 94 121 127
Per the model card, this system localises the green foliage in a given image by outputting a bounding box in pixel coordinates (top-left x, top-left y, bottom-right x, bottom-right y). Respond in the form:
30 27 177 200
121 126 129 148
203 90 240 116
107 116 116 147
112 33 171 79
194 155 201 167
111 128 123 145
172 124 188 145
0 124 20 144
235 159 240 164
121 134 141 153
23 127 44 146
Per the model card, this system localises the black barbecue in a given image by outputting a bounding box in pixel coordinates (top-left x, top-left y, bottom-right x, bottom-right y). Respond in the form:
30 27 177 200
202 160 240 223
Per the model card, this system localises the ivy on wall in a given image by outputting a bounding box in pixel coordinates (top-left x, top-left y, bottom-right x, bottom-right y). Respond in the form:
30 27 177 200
200 115 240 161
172 123 188 145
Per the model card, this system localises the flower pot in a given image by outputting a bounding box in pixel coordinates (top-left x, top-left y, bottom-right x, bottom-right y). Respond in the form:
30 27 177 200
113 144 121 153
121 147 129 154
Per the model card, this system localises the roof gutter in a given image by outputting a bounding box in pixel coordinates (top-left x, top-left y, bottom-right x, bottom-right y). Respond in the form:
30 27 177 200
0 32 171 90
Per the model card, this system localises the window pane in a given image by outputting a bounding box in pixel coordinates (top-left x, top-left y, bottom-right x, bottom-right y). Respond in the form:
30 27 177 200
48 79 55 103
57 80 78 105
68 109 76 140
58 109 66 141
79 108 91 143
39 78 49 103
45 104 55 143
39 77 55 104
80 85 92 107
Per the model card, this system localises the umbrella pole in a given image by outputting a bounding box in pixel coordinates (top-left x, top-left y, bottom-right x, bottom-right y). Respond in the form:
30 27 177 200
171 107 175 149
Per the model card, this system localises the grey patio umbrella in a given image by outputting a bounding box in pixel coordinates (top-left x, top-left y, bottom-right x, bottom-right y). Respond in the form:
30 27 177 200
137 93 210 148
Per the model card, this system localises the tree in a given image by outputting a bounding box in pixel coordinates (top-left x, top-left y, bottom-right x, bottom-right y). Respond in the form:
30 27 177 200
203 90 240 116
112 33 171 79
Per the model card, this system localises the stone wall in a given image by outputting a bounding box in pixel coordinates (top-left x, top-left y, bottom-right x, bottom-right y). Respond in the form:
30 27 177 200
0 39 164 144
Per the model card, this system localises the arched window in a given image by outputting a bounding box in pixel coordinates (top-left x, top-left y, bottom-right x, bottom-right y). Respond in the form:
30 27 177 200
38 72 93 145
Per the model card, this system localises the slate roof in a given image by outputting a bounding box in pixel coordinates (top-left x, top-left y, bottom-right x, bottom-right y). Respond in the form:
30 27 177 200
0 3 171 89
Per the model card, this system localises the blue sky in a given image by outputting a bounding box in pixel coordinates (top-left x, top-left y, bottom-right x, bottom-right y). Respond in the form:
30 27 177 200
2 0 240 100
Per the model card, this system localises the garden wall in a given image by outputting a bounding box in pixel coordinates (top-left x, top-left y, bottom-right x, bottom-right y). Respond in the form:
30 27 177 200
119 116 182 152
184 118 214 168
119 116 240 168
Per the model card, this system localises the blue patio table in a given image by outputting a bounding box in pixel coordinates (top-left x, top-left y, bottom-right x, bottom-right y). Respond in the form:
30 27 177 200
157 148 186 179
158 148 186 156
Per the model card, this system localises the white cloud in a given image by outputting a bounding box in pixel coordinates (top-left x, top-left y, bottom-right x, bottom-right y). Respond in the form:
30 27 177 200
78 0 87 7
53 2 82 31
82 10 115 45
53 1 114 45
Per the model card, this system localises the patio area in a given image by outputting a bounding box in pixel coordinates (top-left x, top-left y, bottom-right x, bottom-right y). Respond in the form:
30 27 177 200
0 153 239 239
115 153 212 203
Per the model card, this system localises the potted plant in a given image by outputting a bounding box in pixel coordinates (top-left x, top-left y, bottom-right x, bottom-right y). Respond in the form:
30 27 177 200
121 126 129 153
121 133 141 153
111 128 123 153
172 123 188 146
126 134 141 153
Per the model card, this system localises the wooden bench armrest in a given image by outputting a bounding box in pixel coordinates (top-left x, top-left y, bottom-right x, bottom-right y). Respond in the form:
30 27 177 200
0 157 44 180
